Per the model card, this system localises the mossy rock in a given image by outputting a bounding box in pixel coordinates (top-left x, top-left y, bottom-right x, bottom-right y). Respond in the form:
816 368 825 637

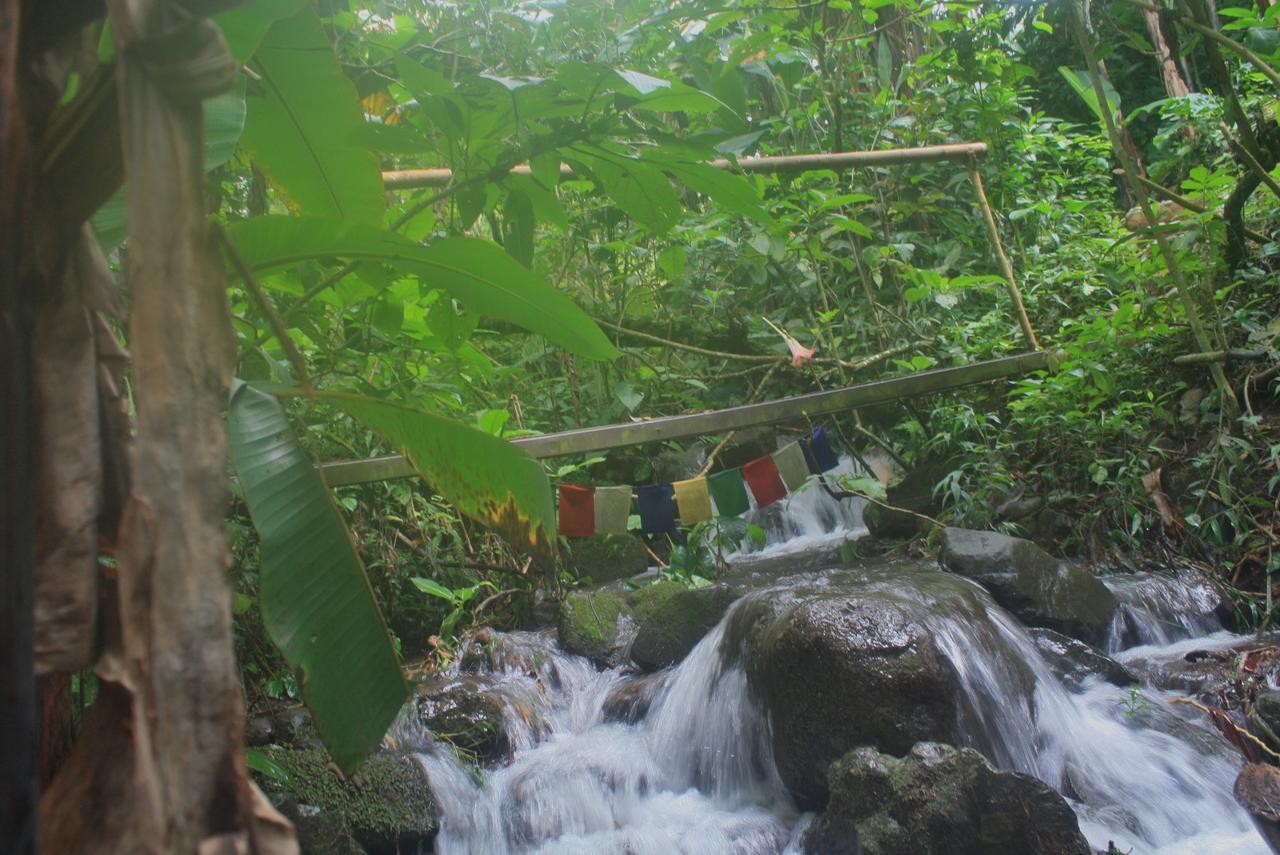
804 743 1091 855
630 585 737 671
557 579 684 666
565 534 650 584
253 748 436 855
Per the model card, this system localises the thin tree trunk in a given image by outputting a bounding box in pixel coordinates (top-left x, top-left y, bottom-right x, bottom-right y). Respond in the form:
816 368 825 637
1141 8 1192 98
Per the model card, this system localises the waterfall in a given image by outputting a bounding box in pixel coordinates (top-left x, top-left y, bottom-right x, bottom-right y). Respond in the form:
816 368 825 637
728 455 866 559
400 493 1264 854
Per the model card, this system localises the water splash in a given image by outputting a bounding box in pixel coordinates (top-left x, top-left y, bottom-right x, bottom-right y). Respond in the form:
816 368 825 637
403 528 1259 854
1103 569 1226 652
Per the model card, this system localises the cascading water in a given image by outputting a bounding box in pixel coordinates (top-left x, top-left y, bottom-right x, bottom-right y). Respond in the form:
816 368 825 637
729 456 867 558
1103 569 1228 652
399 479 1265 854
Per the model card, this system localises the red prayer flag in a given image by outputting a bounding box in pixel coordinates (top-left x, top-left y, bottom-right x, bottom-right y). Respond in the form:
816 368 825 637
558 484 595 537
742 456 787 508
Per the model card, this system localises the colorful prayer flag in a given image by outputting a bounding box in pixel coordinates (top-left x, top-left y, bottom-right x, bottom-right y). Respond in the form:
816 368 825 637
594 485 632 535
636 484 677 534
558 484 595 537
673 477 713 525
708 468 751 517
742 456 787 508
805 426 839 473
772 441 810 492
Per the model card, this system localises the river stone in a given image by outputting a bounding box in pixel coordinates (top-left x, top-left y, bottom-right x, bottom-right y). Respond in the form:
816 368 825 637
602 672 669 724
803 742 1091 855
565 533 650 585
736 593 962 807
1028 627 1136 690
629 585 737 671
412 676 523 764
557 579 684 666
939 527 1117 644
253 747 436 855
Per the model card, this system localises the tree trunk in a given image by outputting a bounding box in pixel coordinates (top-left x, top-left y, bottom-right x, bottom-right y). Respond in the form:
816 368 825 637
1141 9 1192 99
1 0 39 847
37 1 297 851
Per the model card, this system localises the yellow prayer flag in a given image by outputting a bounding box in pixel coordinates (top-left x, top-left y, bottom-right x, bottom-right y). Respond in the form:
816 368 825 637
672 477 713 526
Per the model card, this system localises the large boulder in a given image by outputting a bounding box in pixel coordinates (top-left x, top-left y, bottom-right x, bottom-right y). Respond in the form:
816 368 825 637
939 527 1117 644
557 579 684 666
252 748 436 855
629 585 737 671
803 743 1091 855
733 589 962 807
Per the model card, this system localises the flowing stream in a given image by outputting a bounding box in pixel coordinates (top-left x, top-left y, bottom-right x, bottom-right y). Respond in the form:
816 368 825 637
398 467 1265 854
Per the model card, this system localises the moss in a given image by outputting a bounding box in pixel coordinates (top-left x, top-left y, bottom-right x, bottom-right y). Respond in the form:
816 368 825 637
254 748 436 854
557 590 630 663
625 579 684 623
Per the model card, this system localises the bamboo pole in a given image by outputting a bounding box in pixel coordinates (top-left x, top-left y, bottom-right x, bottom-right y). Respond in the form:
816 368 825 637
966 160 1040 350
317 350 1053 486
381 143 990 190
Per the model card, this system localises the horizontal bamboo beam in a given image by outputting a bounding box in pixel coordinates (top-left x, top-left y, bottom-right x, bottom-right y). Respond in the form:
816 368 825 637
318 350 1050 487
381 143 989 190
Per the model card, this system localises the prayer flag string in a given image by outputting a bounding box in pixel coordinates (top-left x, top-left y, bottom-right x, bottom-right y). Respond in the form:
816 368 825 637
556 426 843 537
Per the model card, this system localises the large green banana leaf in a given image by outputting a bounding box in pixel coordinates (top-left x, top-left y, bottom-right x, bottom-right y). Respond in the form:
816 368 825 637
224 215 619 361
227 382 408 773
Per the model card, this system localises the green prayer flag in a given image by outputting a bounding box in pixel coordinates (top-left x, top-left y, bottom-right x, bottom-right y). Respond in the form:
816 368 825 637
708 468 750 517
593 485 632 534
772 441 810 492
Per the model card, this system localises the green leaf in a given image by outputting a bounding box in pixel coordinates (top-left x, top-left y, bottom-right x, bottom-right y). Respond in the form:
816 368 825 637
615 381 644 411
649 157 774 227
224 216 619 360
205 78 247 171
658 245 687 280
317 393 556 558
228 382 408 774
213 0 308 63
410 577 459 603
246 748 297 788
577 152 682 234
241 6 384 224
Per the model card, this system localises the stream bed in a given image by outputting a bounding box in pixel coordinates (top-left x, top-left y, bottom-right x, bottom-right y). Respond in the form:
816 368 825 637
395 470 1266 854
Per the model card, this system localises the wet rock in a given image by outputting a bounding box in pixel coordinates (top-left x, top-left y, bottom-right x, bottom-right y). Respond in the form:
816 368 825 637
735 592 962 807
412 676 522 764
271 706 325 751
939 527 1117 644
630 585 737 671
246 715 276 747
1255 691 1280 740
803 742 1091 855
602 672 669 724
557 579 683 666
1103 567 1234 648
253 748 436 855
565 533 651 585
1028 628 1135 690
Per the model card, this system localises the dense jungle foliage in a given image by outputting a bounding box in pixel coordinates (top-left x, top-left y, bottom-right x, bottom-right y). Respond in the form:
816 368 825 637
82 0 1280 768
